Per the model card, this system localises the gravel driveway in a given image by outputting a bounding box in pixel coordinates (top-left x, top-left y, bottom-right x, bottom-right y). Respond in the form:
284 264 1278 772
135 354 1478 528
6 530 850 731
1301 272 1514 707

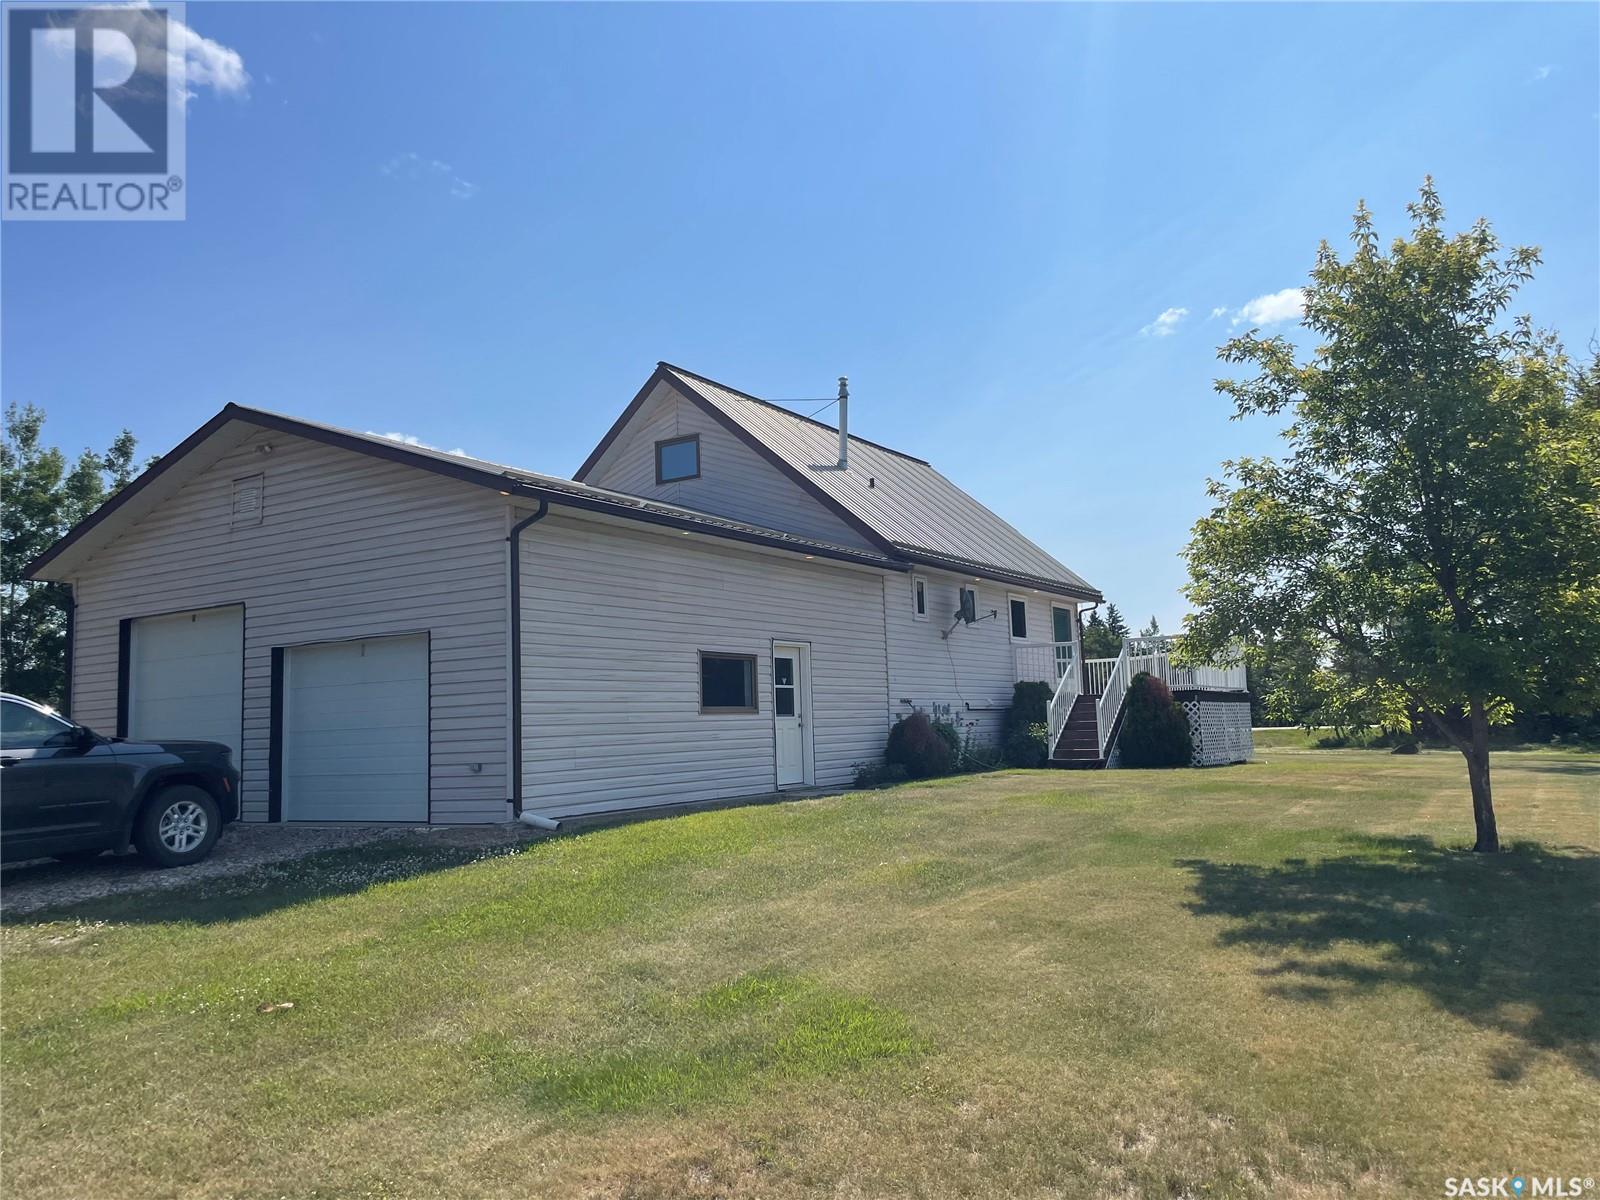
0 822 532 918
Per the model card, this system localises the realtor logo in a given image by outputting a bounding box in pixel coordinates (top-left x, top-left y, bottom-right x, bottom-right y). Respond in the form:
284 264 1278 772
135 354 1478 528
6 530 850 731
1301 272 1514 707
3 2 186 219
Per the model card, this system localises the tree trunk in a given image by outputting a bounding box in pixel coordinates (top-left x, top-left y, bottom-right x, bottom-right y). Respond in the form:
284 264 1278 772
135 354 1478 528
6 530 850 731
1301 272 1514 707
1465 698 1499 853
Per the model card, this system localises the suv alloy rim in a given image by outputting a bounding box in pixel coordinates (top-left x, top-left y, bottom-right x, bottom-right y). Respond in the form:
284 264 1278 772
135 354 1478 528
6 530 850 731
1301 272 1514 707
158 800 208 853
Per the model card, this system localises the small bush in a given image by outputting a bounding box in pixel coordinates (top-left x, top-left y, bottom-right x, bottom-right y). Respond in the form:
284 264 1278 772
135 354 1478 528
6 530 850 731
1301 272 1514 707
930 718 962 763
1002 722 1050 768
884 712 955 779
1117 673 1193 768
1004 681 1054 737
1001 680 1056 767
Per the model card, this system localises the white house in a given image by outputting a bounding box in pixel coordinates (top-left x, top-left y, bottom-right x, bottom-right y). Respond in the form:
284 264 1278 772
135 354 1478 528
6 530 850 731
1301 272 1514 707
26 362 1245 826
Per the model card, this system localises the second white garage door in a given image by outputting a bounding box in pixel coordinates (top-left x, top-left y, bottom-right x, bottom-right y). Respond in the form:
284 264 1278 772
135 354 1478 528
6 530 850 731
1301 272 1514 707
283 633 429 822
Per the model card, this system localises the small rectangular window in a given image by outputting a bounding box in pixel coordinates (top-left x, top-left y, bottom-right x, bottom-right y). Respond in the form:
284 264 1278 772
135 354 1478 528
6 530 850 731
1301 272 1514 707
656 435 700 484
700 652 756 713
231 474 264 528
912 575 928 620
774 656 796 716
1009 595 1029 641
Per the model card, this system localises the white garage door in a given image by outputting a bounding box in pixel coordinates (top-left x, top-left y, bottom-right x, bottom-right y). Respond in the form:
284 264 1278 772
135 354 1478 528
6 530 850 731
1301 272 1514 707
283 633 428 822
128 606 243 761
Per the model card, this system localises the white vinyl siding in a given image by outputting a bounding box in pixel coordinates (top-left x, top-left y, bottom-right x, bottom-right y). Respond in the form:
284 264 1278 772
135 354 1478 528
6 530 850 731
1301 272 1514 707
582 381 878 552
882 570 1060 744
68 433 509 824
517 512 888 818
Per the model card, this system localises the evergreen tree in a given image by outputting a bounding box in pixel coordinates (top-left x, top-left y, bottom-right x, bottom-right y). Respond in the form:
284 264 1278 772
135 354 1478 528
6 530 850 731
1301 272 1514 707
1103 603 1130 642
1081 609 1121 659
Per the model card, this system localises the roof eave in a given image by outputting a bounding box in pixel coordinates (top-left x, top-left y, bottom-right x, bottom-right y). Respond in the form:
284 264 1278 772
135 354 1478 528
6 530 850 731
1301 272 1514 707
898 548 1103 604
26 402 905 582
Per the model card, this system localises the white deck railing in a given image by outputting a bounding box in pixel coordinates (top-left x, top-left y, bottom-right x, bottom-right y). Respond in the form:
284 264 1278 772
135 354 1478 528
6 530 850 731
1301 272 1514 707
1086 636 1247 759
1012 640 1076 686
1095 642 1133 758
1084 638 1247 697
1046 654 1080 755
1084 657 1118 695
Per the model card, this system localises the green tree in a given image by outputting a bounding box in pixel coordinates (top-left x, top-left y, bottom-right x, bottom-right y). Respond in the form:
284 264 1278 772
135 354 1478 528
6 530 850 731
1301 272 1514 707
1 404 138 709
1081 609 1122 659
1103 603 1129 642
1183 181 1600 852
1138 616 1161 639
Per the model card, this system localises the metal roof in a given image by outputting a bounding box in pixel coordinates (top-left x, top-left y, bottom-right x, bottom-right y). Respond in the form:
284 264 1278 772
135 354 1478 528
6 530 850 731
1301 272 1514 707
655 364 1101 601
25 404 905 581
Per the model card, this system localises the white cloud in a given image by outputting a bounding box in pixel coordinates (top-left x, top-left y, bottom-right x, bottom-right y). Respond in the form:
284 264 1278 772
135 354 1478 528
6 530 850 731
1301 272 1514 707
176 19 249 98
381 152 479 200
1140 306 1189 337
1209 306 1229 320
1231 288 1304 328
1531 64 1555 82
58 6 249 106
369 431 470 457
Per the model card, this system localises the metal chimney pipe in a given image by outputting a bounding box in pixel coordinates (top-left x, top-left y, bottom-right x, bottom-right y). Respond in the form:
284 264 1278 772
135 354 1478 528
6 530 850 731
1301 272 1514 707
837 376 849 468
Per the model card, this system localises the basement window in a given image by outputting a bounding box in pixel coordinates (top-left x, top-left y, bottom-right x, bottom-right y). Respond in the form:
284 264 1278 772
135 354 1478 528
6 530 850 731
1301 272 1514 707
231 474 264 527
656 435 700 484
700 652 757 713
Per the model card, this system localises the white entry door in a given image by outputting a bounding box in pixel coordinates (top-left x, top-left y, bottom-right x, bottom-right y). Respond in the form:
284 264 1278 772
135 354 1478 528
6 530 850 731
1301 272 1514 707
127 605 243 762
283 633 428 822
773 644 811 788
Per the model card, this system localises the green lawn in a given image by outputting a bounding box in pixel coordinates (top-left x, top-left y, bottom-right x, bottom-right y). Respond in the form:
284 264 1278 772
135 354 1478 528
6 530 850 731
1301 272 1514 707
3 749 1596 1199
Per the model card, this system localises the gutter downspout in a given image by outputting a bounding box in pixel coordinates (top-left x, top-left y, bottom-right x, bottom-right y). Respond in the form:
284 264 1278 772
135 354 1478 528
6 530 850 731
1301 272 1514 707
62 583 75 718
507 498 549 821
1078 601 1100 692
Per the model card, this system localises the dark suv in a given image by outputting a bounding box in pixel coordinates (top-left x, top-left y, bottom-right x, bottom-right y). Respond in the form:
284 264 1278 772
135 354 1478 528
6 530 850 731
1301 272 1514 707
0 693 239 867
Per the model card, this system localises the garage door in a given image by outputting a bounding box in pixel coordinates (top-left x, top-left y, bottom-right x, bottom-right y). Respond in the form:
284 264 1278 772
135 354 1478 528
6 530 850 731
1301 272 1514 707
127 606 243 761
282 633 428 822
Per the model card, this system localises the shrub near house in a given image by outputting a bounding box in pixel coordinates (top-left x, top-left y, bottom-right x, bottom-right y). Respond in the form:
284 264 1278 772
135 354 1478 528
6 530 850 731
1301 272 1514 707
884 712 954 779
1118 672 1193 767
1002 681 1054 768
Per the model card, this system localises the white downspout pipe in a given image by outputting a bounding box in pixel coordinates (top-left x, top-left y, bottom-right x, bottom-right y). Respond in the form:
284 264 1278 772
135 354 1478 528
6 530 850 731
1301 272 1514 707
519 811 560 831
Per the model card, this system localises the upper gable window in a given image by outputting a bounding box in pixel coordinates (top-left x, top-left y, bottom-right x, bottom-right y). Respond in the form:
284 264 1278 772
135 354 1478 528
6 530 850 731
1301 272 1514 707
912 575 928 621
655 435 700 484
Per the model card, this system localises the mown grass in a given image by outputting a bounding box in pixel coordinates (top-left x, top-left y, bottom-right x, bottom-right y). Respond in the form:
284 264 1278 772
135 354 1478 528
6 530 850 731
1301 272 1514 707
2 747 1596 1199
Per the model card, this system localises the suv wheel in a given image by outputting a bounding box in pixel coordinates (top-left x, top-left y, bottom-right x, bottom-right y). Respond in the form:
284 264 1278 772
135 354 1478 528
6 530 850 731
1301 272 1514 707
134 785 221 868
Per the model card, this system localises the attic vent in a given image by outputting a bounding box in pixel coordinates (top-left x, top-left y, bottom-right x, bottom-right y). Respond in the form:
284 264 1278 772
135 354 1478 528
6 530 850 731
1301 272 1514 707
231 474 264 528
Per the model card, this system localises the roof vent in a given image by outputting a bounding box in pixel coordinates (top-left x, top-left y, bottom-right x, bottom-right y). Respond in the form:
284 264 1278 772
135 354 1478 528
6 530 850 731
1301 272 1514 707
836 376 849 468
231 474 264 527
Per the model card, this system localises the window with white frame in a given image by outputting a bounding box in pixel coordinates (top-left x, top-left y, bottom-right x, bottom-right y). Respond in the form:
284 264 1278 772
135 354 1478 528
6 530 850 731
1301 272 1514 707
1009 594 1029 641
912 575 928 620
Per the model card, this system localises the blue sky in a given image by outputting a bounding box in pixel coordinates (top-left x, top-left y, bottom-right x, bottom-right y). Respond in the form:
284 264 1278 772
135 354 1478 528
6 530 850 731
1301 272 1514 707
5 2 1596 628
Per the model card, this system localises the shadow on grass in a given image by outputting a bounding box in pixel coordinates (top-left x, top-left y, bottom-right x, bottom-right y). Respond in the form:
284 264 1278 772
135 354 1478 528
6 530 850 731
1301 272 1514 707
0 837 531 928
1178 836 1600 1081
